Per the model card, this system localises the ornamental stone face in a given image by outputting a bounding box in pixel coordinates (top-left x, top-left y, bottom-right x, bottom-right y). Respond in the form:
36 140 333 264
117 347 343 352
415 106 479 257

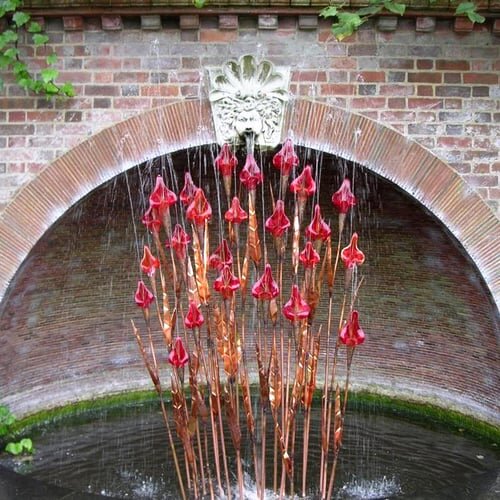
208 55 290 147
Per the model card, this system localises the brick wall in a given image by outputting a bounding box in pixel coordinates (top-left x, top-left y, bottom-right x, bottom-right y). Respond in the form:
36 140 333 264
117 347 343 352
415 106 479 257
0 14 499 214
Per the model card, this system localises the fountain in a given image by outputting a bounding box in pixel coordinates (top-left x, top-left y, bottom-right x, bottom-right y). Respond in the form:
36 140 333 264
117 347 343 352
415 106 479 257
0 56 498 498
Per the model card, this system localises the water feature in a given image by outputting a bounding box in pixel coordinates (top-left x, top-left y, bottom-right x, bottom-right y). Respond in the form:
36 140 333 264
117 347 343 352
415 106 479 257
0 56 498 499
1 402 498 499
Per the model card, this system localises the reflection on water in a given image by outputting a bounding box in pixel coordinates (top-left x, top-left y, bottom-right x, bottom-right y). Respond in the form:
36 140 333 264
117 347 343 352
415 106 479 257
1 404 498 499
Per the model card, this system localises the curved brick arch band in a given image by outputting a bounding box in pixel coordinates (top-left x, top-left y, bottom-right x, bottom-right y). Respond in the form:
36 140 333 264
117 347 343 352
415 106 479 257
0 99 498 308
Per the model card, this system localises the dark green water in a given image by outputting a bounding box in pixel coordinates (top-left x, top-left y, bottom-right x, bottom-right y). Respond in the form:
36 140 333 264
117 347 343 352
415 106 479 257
1 404 498 499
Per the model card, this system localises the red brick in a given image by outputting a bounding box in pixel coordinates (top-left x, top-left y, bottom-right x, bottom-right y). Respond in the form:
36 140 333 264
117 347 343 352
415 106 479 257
416 59 434 70
437 137 472 148
320 84 354 95
381 111 416 121
94 72 113 84
436 60 470 71
63 16 84 31
379 84 415 96
101 15 123 31
292 71 327 82
84 85 120 97
464 175 498 187
350 97 386 108
219 15 238 30
84 58 122 70
463 73 498 84
473 163 491 174
112 98 152 109
351 71 386 83
200 30 237 43
388 97 406 109
408 72 442 83
114 72 150 83
454 17 474 33
179 15 199 30
379 58 414 70
8 111 26 122
140 86 180 97
417 85 434 96
408 98 443 109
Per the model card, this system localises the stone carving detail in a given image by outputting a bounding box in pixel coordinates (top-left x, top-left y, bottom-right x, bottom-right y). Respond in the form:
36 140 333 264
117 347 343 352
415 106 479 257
208 55 290 147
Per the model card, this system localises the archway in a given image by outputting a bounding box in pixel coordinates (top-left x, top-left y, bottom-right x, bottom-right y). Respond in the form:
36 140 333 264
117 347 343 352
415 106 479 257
0 99 498 306
0 99 498 421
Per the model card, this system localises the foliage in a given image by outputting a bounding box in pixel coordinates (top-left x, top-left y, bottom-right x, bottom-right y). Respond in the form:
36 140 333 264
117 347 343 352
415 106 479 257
0 0 75 97
0 404 34 456
320 0 485 40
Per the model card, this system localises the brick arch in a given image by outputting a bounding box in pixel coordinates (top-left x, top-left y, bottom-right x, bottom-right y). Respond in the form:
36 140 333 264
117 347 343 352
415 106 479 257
0 99 498 307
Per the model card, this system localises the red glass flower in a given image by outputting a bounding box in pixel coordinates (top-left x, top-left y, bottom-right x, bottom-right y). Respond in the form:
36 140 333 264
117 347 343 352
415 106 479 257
290 165 316 199
168 337 190 368
240 153 263 190
215 143 238 177
341 233 365 269
141 206 161 234
186 188 212 226
265 200 290 238
332 178 356 215
225 196 248 224
209 239 233 271
252 264 279 300
272 138 299 175
140 245 160 277
339 310 365 346
184 301 204 329
213 264 240 299
134 280 154 309
149 176 177 216
169 224 191 261
299 241 320 268
282 284 311 322
305 204 331 241
179 172 198 207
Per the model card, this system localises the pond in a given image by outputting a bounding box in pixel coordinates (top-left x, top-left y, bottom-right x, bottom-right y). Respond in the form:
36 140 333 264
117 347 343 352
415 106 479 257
1 402 498 499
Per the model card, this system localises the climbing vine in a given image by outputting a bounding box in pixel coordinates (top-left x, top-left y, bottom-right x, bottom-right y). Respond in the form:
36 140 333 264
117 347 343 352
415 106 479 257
0 0 74 97
320 0 485 40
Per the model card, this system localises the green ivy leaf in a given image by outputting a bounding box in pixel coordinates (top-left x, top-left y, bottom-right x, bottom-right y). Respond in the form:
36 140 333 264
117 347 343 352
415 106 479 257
5 442 23 455
44 81 59 94
384 1 406 15
192 0 205 7
12 60 27 74
19 438 33 453
1 30 19 44
337 12 364 30
332 22 356 41
60 82 76 97
1 1 21 13
40 67 58 83
27 21 43 33
0 55 10 69
46 53 58 65
12 10 29 27
357 5 383 16
3 47 18 59
32 33 49 46
467 10 485 23
320 6 338 19
455 1 475 14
